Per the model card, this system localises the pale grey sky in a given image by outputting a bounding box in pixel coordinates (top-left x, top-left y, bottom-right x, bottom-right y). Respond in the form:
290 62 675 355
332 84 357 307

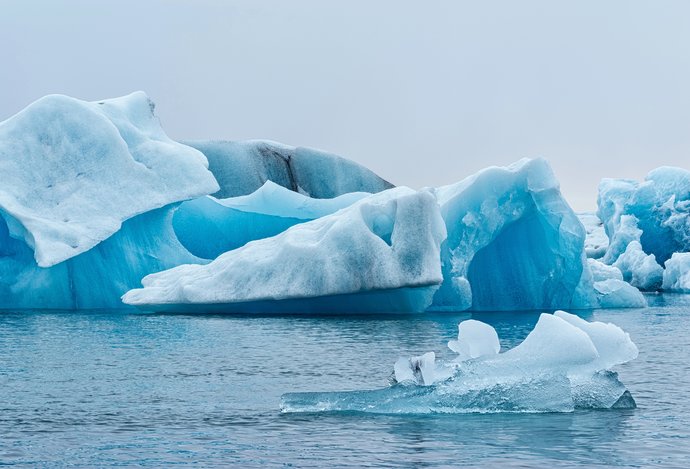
2 0 689 210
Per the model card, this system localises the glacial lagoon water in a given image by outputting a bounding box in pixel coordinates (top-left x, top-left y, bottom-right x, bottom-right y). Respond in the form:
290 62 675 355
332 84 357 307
2 295 690 467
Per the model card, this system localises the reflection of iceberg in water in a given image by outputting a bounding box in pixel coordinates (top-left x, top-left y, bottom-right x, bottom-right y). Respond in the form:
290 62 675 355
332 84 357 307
281 311 637 414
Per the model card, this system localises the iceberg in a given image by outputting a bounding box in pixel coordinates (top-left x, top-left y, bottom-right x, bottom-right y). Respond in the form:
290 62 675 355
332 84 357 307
579 212 609 259
429 158 593 311
586 259 646 308
598 167 690 264
662 252 690 292
184 140 394 199
612 241 664 291
281 312 638 414
173 181 369 260
0 92 218 268
123 187 447 313
0 92 219 309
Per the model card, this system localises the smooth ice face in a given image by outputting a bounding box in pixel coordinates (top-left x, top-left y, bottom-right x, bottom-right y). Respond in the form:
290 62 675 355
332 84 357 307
429 158 591 311
184 140 394 199
0 205 203 309
173 182 369 260
662 252 690 292
0 92 218 267
281 313 638 414
447 319 500 360
598 167 690 264
553 311 638 370
124 187 447 313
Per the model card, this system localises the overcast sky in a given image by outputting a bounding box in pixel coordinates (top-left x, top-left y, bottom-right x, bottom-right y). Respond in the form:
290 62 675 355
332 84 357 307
2 0 689 210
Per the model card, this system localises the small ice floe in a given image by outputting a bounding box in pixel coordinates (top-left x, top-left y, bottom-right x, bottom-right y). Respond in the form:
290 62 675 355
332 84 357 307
280 311 638 414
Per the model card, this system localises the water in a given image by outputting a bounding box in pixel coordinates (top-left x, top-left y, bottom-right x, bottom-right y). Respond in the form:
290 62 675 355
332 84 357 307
1 295 689 467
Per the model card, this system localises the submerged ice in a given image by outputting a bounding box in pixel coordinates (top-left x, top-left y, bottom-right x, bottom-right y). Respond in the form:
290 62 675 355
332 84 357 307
281 312 638 414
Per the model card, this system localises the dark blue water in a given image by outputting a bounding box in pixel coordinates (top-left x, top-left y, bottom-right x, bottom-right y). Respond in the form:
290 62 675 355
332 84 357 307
2 295 689 467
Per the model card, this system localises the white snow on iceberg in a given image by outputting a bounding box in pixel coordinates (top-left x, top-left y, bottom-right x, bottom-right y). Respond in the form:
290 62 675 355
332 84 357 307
0 92 218 267
123 187 447 313
579 212 609 259
281 312 638 414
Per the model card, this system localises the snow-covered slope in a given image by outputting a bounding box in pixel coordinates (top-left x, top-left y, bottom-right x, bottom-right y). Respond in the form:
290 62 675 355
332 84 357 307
0 92 218 267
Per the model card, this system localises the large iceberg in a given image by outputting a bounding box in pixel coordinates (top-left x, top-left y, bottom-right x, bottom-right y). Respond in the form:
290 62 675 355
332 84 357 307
129 158 646 313
173 181 369 260
123 187 447 313
429 158 594 311
281 311 638 414
0 92 218 268
184 140 394 199
0 92 218 309
598 167 690 265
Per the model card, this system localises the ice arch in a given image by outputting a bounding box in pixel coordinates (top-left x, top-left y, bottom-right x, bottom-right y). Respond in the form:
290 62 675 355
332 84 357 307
430 158 589 311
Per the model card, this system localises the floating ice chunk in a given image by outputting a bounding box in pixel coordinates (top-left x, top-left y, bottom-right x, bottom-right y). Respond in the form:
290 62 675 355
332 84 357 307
579 212 609 259
281 313 638 414
0 92 218 267
662 252 690 292
612 241 663 291
585 259 646 308
497 314 599 370
447 319 500 360
429 158 592 311
123 187 447 313
554 311 638 370
173 182 369 260
184 140 393 199
593 279 647 308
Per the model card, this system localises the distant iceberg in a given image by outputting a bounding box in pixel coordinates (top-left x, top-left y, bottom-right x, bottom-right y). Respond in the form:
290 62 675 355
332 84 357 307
598 167 690 265
579 212 609 259
588 167 690 294
280 311 638 414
